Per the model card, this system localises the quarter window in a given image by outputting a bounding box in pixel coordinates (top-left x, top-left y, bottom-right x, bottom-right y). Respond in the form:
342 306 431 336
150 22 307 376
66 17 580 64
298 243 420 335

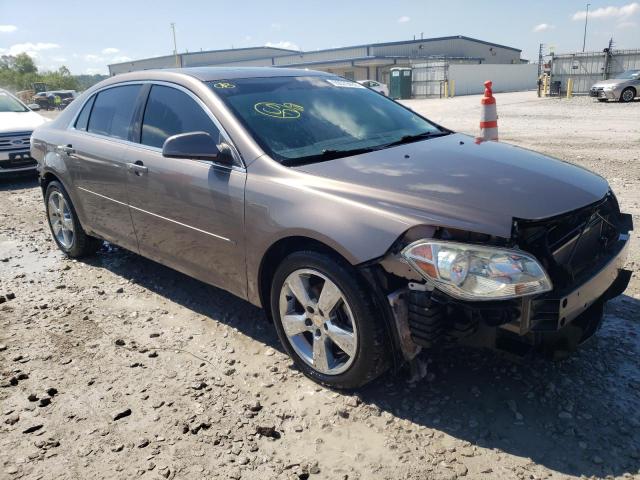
74 95 95 131
141 85 220 149
87 85 142 140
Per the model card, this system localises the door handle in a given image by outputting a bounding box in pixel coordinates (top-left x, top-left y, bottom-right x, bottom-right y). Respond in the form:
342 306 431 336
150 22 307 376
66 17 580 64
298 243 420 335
126 161 148 176
56 144 75 155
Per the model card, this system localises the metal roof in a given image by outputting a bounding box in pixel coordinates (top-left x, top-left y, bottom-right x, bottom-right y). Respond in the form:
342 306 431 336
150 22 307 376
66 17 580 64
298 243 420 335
162 66 332 81
108 35 521 70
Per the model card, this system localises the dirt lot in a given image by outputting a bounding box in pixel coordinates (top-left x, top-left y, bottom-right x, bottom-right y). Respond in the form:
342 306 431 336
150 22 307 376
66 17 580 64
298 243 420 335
1 92 639 480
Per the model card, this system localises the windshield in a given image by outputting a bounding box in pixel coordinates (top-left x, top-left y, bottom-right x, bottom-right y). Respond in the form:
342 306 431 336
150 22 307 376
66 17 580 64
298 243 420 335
209 76 444 164
616 70 640 80
0 91 29 113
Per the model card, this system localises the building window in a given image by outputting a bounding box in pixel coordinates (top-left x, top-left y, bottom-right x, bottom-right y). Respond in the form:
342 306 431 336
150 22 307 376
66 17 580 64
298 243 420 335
343 71 355 80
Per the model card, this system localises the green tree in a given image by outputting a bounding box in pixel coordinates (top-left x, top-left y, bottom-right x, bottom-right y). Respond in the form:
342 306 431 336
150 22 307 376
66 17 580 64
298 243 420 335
14 53 37 75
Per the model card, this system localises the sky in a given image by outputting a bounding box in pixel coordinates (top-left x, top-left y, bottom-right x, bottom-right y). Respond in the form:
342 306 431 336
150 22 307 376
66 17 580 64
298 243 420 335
1 0 639 75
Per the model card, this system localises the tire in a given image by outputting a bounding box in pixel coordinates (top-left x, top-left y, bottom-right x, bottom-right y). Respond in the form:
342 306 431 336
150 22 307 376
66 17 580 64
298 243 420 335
45 181 100 257
270 250 390 389
620 87 636 103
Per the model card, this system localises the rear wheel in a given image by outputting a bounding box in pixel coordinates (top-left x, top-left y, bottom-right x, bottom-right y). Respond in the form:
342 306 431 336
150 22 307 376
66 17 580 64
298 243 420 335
270 251 390 389
620 87 636 103
45 181 100 257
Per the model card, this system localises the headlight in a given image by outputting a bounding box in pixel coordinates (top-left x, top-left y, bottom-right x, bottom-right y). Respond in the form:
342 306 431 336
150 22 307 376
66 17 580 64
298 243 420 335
603 85 615 91
401 240 552 301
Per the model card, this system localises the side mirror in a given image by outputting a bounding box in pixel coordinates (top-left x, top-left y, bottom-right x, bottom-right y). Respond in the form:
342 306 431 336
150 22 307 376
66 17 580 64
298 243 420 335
28 103 41 111
162 131 234 165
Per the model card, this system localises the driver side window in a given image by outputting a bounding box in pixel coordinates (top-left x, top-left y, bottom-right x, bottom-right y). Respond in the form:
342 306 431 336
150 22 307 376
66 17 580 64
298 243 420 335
140 85 221 149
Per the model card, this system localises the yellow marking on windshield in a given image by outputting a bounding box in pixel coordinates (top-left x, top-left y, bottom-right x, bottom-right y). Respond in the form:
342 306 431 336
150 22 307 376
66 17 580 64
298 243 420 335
213 82 236 89
254 102 304 119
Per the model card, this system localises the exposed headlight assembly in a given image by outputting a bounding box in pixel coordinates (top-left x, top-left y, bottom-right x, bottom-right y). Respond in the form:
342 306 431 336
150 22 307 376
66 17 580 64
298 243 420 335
401 240 552 301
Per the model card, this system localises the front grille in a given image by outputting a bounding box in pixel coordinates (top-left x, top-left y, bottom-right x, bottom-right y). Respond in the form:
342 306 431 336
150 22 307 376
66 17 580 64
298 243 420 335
0 132 32 151
514 194 621 291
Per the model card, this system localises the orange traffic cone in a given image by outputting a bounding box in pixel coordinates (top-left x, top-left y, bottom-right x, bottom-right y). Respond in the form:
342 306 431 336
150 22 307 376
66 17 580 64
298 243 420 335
476 80 498 143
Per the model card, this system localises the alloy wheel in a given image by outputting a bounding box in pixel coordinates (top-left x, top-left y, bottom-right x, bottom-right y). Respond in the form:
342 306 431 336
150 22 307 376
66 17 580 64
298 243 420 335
48 191 75 249
278 268 358 375
621 89 634 102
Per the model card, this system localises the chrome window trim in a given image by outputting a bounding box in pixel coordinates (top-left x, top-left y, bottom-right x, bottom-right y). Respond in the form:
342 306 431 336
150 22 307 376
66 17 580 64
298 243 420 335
67 79 246 171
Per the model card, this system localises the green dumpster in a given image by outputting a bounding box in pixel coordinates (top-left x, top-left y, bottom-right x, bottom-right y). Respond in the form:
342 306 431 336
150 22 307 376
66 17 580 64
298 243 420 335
389 67 412 99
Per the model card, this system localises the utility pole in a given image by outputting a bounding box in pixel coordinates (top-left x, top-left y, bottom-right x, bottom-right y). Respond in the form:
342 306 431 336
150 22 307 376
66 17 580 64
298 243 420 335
170 22 179 67
582 3 590 52
537 43 544 76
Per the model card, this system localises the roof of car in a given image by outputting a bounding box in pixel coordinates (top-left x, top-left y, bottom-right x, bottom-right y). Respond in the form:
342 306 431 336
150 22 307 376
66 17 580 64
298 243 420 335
164 67 333 81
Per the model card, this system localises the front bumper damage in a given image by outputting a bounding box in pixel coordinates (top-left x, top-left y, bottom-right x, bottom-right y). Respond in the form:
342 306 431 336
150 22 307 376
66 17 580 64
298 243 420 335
379 202 633 361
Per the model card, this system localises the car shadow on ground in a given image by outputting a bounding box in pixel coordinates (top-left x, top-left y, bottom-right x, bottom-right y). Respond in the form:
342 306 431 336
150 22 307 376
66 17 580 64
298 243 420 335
0 174 39 192
86 244 639 478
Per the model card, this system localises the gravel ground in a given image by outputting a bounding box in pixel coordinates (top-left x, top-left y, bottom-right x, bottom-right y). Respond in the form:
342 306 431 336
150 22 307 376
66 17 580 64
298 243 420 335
1 91 639 480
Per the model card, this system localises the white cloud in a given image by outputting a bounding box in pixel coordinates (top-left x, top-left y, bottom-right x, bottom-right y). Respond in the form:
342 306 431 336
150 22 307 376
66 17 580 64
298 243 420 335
265 41 300 51
111 55 132 63
270 23 282 30
84 67 106 75
101 47 119 55
84 54 104 62
617 20 638 28
4 42 60 58
0 25 18 33
397 16 411 23
532 23 554 32
51 56 68 62
572 2 639 20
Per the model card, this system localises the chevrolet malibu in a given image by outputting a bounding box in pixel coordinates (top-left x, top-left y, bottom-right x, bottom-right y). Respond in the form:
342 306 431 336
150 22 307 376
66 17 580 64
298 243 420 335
31 68 633 389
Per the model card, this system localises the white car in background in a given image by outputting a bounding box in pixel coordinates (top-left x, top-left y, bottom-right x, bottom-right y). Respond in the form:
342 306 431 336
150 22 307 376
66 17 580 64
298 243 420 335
0 89 49 175
357 79 389 96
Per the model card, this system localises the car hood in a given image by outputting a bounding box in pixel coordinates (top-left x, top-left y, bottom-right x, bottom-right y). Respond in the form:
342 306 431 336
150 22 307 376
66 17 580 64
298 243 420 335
0 111 49 134
293 133 610 238
592 79 626 87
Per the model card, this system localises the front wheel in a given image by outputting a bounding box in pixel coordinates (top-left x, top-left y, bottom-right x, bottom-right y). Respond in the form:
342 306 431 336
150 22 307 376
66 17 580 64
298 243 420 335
45 181 100 257
620 87 636 103
270 251 390 389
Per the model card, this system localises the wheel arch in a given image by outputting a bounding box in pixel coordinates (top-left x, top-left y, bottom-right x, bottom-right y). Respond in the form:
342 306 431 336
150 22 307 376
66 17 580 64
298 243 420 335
621 85 637 101
257 235 353 319
256 234 404 371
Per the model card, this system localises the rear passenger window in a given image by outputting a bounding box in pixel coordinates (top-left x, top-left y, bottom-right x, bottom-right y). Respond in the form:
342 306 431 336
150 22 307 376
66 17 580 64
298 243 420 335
74 95 95 131
141 85 220 149
88 85 142 140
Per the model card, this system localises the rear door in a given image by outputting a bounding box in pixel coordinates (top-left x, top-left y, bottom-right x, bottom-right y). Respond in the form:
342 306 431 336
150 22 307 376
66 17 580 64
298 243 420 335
124 83 246 298
66 84 144 250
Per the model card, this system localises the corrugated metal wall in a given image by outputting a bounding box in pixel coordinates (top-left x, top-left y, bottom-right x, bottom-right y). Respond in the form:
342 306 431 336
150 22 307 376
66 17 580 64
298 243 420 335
371 38 520 64
183 48 293 67
109 37 522 76
109 55 177 74
274 47 369 66
550 49 640 93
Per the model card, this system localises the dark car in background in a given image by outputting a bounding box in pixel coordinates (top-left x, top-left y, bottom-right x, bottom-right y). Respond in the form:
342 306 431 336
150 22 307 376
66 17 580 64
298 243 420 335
30 68 632 388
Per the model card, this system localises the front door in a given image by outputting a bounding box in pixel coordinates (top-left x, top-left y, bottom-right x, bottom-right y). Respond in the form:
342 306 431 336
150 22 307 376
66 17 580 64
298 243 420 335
124 84 246 298
65 84 143 250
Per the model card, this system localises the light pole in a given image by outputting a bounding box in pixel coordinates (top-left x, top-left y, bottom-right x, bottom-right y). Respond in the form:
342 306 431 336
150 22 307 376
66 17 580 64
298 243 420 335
582 3 590 52
171 22 179 67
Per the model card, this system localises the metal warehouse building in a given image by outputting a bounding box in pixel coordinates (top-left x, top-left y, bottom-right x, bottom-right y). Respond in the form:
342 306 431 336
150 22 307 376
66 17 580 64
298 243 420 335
108 35 522 86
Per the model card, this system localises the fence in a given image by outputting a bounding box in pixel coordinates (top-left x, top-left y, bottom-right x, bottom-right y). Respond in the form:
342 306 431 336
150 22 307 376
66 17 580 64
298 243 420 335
449 64 538 95
410 60 538 97
550 49 640 94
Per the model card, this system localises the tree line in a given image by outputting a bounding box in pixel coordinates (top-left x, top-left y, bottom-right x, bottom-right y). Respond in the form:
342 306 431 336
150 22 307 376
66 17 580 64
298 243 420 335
0 53 107 93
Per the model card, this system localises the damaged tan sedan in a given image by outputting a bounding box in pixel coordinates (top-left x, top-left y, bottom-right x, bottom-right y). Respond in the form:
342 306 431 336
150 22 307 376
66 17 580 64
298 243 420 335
31 68 632 388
